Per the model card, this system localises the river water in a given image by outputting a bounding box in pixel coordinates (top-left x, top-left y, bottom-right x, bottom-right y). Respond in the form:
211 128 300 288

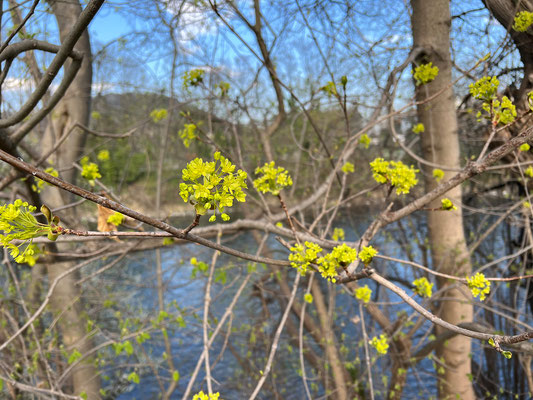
87 207 529 399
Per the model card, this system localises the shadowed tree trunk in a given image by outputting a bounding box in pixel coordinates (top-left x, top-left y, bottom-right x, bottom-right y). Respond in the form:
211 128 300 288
411 1 475 399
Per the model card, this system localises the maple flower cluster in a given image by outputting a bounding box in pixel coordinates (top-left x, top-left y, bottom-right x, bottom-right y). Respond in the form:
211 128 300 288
253 161 293 195
370 158 419 195
467 272 491 301
288 242 377 282
0 200 53 264
469 76 516 125
412 62 439 85
369 334 389 355
413 277 433 298
179 152 247 222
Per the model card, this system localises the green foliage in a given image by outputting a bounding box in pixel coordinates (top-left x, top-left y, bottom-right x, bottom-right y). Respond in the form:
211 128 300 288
467 272 491 301
0 200 58 264
150 108 168 123
412 62 439 85
32 167 58 193
127 371 140 384
441 198 457 211
355 285 372 303
359 245 378 265
172 370 180 382
190 257 209 278
513 11 533 32
369 334 389 355
183 69 205 89
412 277 433 298
253 161 293 195
217 81 230 97
80 156 102 187
433 169 444 182
320 81 337 96
341 162 354 174
179 123 197 148
412 123 425 134
179 152 247 221
68 349 82 364
370 158 419 195
107 212 124 227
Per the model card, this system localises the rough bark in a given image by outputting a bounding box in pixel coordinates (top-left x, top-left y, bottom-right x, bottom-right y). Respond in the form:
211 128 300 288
483 0 533 105
41 0 100 398
411 1 475 399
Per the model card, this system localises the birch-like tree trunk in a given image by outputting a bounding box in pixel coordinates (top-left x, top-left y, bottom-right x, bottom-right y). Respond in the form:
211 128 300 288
411 1 475 399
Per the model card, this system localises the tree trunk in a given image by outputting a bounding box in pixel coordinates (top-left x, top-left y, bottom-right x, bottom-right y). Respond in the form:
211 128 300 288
483 0 533 105
411 1 475 399
41 0 100 398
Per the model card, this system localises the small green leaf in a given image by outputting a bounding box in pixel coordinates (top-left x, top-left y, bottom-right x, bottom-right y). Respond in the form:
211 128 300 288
127 371 140 384
173 370 180 382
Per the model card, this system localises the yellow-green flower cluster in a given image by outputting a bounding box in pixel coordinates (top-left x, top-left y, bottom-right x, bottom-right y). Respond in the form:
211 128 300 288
317 243 358 282
97 149 110 161
179 152 247 222
369 334 389 355
0 200 49 264
360 133 371 149
359 245 378 265
289 241 323 275
355 285 372 303
80 156 102 187
441 198 457 211
467 272 491 301
489 96 517 125
253 161 292 196
150 108 168 123
341 162 354 174
469 76 500 102
526 166 533 178
370 158 419 195
183 69 204 89
193 391 220 400
469 76 517 125
513 11 533 32
412 277 433 298
107 212 124 227
413 63 439 86
412 123 425 134
179 123 197 148
32 167 58 193
288 242 359 282
332 227 345 241
520 143 530 152
432 169 444 182
304 293 313 304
